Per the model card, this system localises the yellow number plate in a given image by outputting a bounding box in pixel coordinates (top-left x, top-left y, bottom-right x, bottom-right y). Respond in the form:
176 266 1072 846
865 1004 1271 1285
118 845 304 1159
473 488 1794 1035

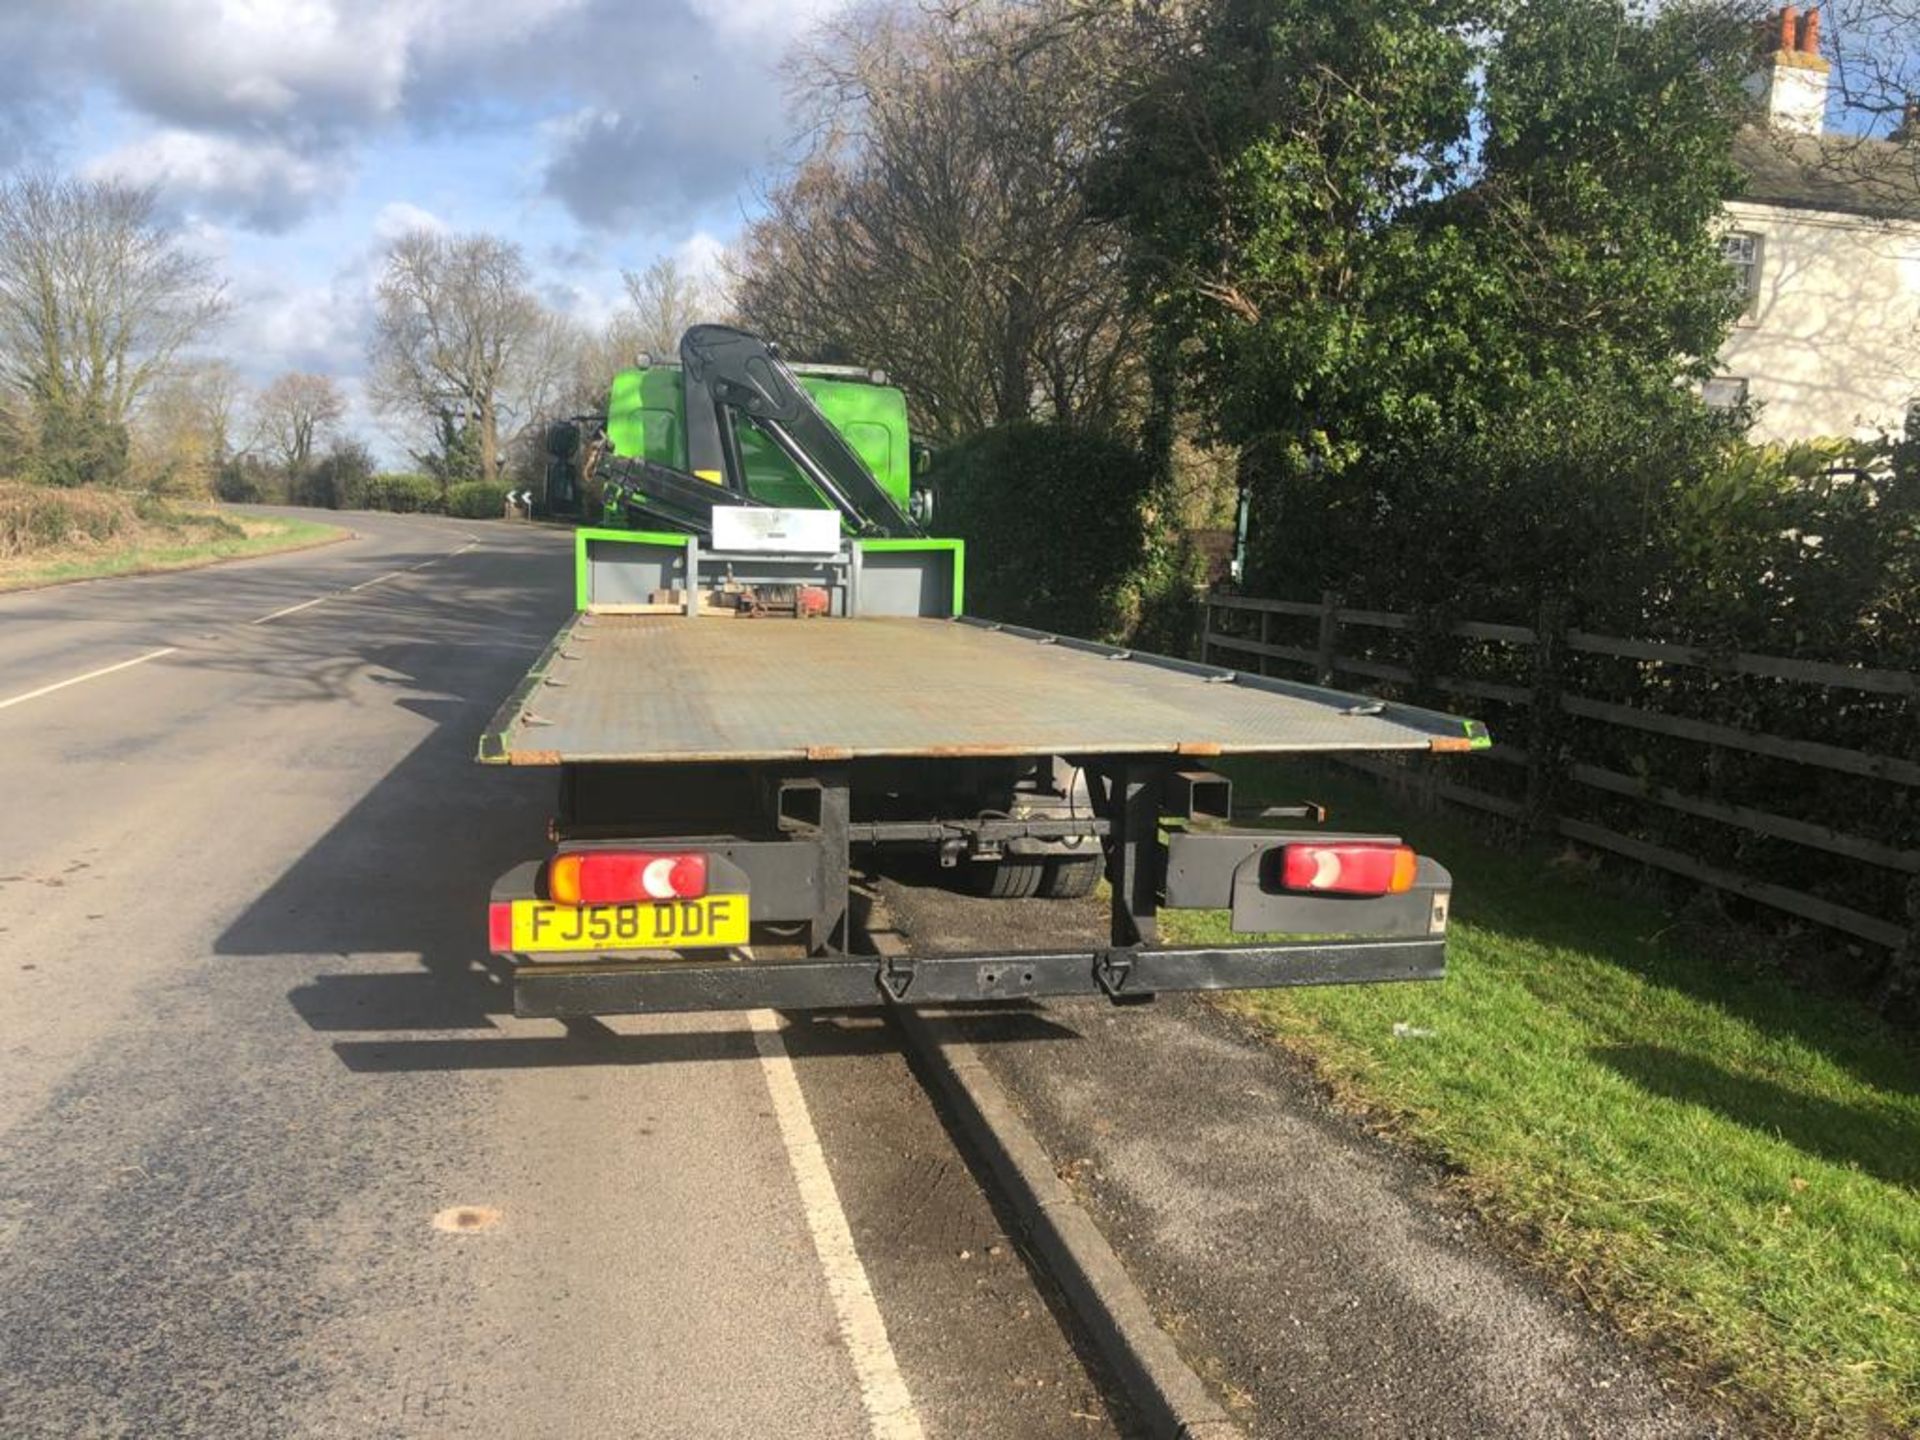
510 895 748 952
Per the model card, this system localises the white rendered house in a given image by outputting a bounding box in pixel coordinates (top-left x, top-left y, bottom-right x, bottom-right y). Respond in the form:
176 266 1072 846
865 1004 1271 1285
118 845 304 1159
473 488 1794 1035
1715 6 1920 442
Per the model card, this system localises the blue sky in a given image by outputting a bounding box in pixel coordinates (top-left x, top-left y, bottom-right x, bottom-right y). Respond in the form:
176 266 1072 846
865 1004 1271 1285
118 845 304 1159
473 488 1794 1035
0 0 847 454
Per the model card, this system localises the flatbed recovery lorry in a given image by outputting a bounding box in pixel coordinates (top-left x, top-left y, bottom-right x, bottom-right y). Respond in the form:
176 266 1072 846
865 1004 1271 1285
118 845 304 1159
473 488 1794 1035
482 325 1489 1018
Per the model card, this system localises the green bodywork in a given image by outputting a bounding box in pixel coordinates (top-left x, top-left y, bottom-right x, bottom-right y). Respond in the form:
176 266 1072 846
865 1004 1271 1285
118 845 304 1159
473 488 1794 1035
571 526 965 616
604 366 915 517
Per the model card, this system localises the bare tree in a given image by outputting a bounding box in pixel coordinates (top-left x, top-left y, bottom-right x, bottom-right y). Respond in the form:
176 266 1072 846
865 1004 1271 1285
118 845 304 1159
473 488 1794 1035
516 310 592 425
253 371 346 474
734 0 1152 440
621 256 718 358
367 229 547 484
132 359 246 494
0 173 225 482
1823 0 1920 135
566 319 641 413
190 360 245 470
1735 2 1920 211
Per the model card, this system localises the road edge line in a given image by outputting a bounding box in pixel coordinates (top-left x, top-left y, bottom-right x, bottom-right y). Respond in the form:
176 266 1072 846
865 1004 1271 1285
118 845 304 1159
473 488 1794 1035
748 1008 927 1440
894 1002 1242 1440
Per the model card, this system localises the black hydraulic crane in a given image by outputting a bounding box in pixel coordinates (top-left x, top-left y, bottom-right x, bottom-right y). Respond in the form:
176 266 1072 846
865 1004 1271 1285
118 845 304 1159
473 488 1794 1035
597 324 923 540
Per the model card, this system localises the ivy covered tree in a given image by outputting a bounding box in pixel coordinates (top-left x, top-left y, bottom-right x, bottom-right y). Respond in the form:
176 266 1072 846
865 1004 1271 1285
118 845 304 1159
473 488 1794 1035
413 409 484 493
1094 0 1761 623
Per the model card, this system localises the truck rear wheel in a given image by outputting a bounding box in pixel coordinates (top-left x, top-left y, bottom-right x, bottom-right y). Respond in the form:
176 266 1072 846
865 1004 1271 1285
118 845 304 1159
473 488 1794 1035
1039 855 1101 899
973 858 1045 899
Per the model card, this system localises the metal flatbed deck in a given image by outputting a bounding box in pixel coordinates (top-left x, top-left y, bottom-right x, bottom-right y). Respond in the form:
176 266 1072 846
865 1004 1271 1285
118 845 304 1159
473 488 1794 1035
479 614 1489 766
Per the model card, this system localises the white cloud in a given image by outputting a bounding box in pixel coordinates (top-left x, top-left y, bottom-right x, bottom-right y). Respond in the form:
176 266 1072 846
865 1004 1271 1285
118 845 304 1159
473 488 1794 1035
675 229 729 284
219 230 395 457
229 269 372 381
372 200 446 243
95 0 412 137
84 129 350 232
17 0 856 235
6 0 841 464
682 0 845 44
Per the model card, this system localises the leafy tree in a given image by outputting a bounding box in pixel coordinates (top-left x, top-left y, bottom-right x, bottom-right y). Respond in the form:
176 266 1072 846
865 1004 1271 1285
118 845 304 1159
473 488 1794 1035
1095 0 1760 623
309 438 377 508
413 408 484 492
34 402 129 490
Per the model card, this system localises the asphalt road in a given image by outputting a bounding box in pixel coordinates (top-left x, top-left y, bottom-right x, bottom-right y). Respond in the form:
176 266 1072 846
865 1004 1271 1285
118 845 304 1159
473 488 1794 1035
873 871 1728 1440
0 511 1121 1439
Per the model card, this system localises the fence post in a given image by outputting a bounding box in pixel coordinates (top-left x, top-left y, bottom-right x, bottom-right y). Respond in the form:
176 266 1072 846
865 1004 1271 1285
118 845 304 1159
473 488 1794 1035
1199 591 1215 665
1525 598 1568 836
1317 590 1342 685
1894 879 1919 1015
1899 679 1920 1011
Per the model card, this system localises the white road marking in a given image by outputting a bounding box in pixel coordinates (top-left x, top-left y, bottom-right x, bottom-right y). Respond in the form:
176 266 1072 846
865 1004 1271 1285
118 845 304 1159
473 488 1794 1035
749 1009 924 1440
252 538 479 622
407 539 477 572
0 533 484 710
0 647 179 712
248 595 331 625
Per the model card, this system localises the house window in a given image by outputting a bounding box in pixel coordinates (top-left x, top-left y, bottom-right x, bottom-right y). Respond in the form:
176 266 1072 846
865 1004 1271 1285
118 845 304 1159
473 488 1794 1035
1721 231 1762 319
1703 376 1749 411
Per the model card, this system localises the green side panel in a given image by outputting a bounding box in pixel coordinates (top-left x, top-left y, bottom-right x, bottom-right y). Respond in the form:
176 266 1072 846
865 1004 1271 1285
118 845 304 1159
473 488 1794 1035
574 526 689 611
857 538 965 616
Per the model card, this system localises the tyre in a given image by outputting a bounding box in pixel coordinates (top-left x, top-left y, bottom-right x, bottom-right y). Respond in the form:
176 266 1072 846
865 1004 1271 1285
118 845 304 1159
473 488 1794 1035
1039 855 1101 899
972 858 1045 898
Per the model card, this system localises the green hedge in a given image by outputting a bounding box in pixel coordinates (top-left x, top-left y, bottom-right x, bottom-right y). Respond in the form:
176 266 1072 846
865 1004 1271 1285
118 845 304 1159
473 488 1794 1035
444 480 510 518
928 423 1159 641
287 469 344 509
351 473 441 513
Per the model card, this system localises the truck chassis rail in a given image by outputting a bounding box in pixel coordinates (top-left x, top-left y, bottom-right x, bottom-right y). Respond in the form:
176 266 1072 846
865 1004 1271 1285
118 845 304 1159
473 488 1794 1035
512 937 1445 1018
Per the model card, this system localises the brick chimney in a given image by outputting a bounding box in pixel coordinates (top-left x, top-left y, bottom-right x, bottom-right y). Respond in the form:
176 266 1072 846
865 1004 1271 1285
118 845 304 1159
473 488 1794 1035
1747 5 1830 135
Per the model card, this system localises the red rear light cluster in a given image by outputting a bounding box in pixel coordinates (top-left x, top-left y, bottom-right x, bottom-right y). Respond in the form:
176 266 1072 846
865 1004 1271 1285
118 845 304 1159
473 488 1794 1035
1277 843 1417 897
548 851 708 905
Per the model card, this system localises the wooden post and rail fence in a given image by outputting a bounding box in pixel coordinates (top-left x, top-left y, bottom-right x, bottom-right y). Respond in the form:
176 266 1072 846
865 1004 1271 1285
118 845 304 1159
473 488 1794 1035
1201 590 1920 971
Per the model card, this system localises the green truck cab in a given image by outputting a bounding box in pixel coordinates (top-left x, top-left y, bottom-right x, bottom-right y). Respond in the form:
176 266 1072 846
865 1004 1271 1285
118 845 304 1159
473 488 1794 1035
599 362 919 522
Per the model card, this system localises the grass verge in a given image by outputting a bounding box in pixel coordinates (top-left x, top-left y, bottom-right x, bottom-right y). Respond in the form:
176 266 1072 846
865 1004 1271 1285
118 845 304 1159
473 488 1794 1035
0 485 343 592
1161 762 1918 1437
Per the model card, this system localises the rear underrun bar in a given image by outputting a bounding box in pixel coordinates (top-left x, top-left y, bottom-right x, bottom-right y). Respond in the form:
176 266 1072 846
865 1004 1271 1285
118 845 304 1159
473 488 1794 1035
511 937 1446 1018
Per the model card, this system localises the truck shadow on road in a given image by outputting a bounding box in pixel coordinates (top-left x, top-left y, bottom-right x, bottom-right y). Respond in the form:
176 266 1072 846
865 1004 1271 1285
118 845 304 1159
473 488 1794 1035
191 565 757 1072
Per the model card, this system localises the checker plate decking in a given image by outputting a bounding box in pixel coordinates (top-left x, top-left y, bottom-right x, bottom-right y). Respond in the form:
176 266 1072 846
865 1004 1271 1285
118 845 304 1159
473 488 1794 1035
479 615 1488 765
